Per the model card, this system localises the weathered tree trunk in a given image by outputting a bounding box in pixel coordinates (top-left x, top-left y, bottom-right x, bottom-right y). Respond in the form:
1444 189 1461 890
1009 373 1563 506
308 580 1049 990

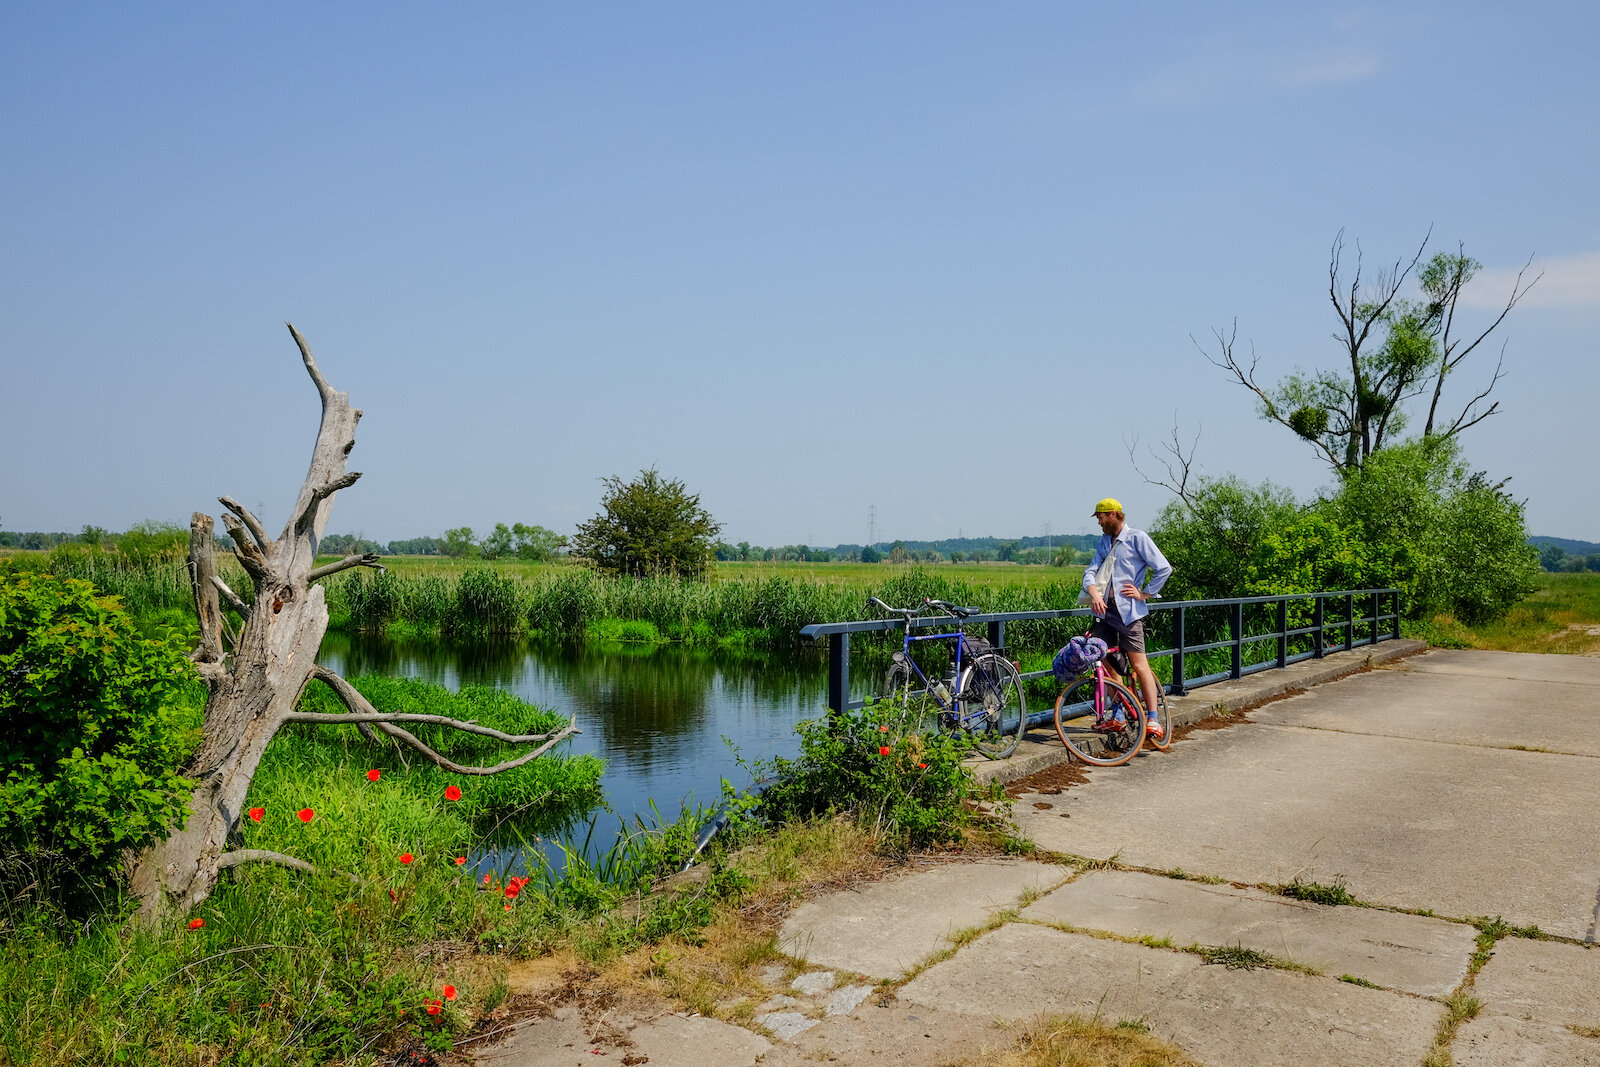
129 325 574 927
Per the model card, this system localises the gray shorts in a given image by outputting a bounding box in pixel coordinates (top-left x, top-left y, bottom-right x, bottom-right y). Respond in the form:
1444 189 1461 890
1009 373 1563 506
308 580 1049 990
1088 612 1145 656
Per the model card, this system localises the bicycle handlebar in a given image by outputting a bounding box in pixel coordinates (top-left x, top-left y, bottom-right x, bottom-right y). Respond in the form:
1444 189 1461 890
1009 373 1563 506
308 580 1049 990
867 596 980 620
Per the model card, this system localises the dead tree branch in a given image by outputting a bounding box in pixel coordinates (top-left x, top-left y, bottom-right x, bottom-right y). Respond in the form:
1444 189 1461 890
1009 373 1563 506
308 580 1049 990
1424 253 1539 437
216 850 360 885
218 496 273 558
210 575 251 619
1127 416 1202 512
307 553 386 582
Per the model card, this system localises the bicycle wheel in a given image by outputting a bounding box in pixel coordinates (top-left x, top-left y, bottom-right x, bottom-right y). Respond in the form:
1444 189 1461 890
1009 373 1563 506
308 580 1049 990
953 654 1025 759
882 658 947 733
1143 684 1172 751
1055 676 1147 767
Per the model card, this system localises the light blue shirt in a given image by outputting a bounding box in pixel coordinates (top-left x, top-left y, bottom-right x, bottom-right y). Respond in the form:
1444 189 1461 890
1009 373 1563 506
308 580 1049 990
1081 525 1173 627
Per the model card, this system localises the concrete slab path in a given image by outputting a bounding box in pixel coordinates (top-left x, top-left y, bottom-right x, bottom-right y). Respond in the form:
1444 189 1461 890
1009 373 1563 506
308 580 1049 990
1020 868 1477 997
778 858 1069 979
899 922 1441 1066
1011 650 1600 941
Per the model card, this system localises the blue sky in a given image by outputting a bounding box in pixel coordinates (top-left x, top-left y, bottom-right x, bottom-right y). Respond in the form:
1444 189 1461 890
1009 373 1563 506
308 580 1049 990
3 2 1596 547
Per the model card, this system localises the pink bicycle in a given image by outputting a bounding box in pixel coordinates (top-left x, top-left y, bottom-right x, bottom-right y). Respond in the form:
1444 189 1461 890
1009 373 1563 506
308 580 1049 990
1053 643 1171 767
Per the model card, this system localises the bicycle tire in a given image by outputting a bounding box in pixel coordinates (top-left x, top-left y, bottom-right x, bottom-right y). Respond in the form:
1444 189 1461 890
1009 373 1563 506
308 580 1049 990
1055 676 1147 767
883 660 946 733
957 654 1027 759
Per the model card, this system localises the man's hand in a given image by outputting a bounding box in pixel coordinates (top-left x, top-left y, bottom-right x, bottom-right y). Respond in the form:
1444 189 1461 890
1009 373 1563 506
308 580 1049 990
1120 583 1146 602
1088 589 1107 615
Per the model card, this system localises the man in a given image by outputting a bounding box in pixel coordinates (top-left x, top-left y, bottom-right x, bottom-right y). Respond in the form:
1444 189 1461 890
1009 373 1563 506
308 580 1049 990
1081 498 1173 740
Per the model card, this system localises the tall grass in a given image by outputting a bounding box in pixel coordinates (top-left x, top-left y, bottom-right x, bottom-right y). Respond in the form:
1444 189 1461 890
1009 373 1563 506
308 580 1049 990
0 676 608 1066
324 564 1096 650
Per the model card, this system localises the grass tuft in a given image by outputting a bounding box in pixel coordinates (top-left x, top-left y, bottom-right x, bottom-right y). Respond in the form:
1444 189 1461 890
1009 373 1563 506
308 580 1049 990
1276 875 1357 907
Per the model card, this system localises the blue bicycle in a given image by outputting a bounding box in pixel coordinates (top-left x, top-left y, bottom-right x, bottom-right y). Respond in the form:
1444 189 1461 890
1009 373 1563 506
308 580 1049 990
871 597 1028 759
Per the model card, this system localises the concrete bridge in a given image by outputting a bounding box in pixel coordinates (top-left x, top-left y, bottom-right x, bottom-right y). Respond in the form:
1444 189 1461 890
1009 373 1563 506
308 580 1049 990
481 644 1600 1065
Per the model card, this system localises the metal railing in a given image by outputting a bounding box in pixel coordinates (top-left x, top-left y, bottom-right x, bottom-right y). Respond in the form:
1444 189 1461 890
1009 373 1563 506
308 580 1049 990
799 588 1401 716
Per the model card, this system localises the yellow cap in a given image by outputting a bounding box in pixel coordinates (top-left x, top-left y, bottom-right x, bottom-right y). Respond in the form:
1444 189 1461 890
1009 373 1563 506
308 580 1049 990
1092 498 1124 515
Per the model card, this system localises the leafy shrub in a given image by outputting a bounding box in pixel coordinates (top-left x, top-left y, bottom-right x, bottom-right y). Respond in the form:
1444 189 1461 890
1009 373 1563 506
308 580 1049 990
1154 438 1537 625
0 573 202 900
755 699 974 848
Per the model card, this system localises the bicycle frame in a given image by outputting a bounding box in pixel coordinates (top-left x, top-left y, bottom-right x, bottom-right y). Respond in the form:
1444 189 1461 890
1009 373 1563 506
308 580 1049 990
1057 646 1131 721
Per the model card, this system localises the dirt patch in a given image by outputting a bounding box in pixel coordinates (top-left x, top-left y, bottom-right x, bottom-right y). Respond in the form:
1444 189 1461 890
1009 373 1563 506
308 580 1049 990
1005 759 1091 798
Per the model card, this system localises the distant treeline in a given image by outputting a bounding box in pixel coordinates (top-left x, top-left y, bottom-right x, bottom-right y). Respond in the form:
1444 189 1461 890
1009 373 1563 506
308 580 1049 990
714 533 1098 565
1531 537 1600 573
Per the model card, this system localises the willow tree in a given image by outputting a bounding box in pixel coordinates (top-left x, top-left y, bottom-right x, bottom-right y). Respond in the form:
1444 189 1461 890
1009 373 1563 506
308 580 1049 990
128 326 576 925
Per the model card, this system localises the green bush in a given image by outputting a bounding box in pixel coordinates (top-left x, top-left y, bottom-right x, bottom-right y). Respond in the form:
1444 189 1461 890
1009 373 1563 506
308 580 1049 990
1154 438 1537 625
755 699 974 848
0 573 203 899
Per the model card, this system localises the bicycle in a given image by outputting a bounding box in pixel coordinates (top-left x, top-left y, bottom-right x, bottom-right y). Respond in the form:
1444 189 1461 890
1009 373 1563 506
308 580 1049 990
1053 641 1171 767
871 597 1028 760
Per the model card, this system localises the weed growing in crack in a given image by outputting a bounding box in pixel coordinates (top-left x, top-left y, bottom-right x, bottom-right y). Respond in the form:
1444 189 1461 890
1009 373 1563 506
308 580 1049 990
1276 875 1357 906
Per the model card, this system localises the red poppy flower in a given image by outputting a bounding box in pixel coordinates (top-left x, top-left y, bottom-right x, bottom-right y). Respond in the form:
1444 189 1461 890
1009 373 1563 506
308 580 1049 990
426 1000 441 1016
297 808 314 823
879 724 889 733
399 853 414 865
442 985 457 1001
879 746 890 756
388 890 397 901
504 902 512 911
187 918 204 930
918 762 928 769
444 785 462 802
483 873 492 885
367 769 381 782
247 807 264 823
455 856 467 866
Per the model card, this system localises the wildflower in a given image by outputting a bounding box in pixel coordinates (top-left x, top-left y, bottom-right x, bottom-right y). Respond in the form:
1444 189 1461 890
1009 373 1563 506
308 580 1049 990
425 999 442 1016
878 724 888 733
918 762 927 769
504 903 512 911
483 873 492 885
444 785 462 802
187 918 204 930
367 769 381 782
442 985 457 1000
297 808 314 823
400 853 414 865
388 890 397 901
247 807 264 823
879 746 890 756
455 857 467 866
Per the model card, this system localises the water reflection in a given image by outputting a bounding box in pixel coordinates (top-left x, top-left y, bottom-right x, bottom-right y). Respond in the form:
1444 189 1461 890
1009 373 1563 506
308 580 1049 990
316 633 835 838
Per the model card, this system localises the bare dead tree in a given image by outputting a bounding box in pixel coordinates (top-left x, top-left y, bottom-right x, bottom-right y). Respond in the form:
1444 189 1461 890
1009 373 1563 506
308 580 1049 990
127 325 577 926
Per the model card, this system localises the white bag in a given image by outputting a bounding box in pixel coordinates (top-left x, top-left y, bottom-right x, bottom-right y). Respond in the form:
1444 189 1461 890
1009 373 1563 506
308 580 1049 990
1076 547 1115 607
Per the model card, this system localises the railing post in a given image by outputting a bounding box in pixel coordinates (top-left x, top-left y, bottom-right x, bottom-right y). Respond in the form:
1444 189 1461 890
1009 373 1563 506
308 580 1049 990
1230 602 1243 680
1277 598 1288 669
827 633 850 715
1344 593 1354 652
1313 596 1325 658
1392 590 1402 639
1371 590 1380 646
1172 605 1187 695
988 619 1005 649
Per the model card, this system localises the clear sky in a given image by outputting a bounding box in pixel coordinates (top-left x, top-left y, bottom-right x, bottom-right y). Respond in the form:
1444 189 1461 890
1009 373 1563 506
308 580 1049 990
3 2 1596 547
